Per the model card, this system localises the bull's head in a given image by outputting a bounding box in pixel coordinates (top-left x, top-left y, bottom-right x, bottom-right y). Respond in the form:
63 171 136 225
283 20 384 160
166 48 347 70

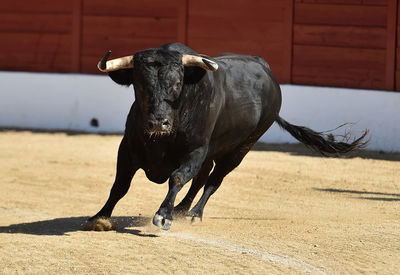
98 49 218 137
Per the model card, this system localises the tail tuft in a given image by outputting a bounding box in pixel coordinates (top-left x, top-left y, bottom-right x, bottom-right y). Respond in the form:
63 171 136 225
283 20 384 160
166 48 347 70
275 116 369 156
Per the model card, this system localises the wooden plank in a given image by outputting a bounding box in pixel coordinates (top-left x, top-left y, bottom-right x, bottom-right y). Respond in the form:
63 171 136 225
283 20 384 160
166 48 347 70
385 0 397 90
82 16 177 39
293 45 386 66
294 24 387 49
0 33 72 72
0 0 73 13
177 0 188 44
188 38 288 82
294 3 387 27
292 45 386 89
301 0 387 5
398 48 400 70
301 0 363 4
0 53 71 72
81 36 176 58
81 14 178 67
187 0 292 83
81 15 178 59
189 0 287 23
397 0 400 91
83 0 178 18
189 38 287 59
0 33 72 54
362 0 388 5
0 13 72 33
71 0 82 72
189 19 285 41
81 56 104 74
292 64 386 89
282 0 294 83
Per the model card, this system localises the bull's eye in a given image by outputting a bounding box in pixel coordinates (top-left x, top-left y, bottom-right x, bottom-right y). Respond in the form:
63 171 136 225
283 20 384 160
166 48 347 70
172 80 181 91
169 80 181 98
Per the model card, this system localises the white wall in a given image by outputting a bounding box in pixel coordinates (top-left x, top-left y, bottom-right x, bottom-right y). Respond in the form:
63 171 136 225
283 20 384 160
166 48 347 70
262 85 400 152
0 72 133 133
1 71 399 152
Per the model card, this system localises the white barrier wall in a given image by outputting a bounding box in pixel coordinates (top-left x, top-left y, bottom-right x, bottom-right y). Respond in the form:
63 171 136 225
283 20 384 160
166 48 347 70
263 85 400 152
1 71 399 152
0 72 133 133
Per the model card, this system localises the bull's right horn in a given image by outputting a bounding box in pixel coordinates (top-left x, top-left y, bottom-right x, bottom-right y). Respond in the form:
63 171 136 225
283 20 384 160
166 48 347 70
97 50 134 72
182 54 218 71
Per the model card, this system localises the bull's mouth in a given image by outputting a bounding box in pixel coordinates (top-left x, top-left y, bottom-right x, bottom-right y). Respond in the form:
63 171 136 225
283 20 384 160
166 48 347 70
145 129 172 138
145 119 173 138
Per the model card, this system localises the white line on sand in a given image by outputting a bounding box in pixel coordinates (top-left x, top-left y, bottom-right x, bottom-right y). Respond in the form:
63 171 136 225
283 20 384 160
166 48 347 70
160 232 327 275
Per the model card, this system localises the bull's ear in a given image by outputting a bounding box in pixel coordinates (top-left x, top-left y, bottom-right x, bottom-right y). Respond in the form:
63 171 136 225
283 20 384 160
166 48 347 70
108 69 134 86
183 66 206 84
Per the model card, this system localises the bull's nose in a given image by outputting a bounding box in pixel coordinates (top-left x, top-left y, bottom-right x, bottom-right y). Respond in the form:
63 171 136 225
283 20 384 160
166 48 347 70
146 119 172 133
161 119 171 131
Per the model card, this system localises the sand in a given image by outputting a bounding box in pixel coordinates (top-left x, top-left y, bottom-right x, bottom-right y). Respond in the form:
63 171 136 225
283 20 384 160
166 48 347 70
0 131 399 274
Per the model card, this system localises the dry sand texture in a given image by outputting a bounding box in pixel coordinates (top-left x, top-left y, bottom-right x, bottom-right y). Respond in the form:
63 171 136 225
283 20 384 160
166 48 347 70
0 131 399 274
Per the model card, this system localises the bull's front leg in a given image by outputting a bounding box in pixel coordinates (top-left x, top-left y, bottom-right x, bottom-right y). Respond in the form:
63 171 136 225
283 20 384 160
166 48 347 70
153 146 207 230
88 136 138 224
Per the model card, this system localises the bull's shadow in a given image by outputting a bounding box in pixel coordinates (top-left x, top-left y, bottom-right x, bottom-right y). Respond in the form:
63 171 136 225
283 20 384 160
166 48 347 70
314 188 400 202
0 216 157 237
252 142 400 162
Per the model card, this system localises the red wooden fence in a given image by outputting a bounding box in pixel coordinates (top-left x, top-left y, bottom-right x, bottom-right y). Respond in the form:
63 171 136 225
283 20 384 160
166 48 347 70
0 0 398 91
293 0 389 90
397 0 400 90
185 0 293 83
0 1 74 72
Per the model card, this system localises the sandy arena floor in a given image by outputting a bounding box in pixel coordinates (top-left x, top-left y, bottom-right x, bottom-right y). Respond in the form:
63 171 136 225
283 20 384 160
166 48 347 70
0 131 399 274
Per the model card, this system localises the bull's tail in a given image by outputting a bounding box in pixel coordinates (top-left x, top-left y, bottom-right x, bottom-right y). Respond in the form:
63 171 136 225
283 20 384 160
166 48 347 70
275 116 369 156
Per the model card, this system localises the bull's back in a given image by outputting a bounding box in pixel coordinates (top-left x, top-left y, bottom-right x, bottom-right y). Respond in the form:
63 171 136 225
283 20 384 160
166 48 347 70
208 56 281 156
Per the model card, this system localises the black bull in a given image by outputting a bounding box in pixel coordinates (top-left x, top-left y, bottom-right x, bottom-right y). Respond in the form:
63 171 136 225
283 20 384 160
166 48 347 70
89 43 368 230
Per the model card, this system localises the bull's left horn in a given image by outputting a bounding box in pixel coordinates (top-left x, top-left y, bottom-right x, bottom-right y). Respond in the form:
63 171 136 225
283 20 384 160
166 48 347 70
97 50 134 72
182 54 218 71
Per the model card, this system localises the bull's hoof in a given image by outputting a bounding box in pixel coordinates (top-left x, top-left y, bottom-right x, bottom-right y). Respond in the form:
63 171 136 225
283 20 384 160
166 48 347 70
84 217 116 231
187 208 203 224
152 214 173 231
185 215 202 224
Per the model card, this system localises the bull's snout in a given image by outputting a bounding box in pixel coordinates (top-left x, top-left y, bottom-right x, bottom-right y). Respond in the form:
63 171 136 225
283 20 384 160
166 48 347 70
146 118 172 135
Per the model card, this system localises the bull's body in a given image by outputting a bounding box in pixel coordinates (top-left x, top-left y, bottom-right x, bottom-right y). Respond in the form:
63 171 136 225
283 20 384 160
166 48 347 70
89 43 367 230
128 46 280 184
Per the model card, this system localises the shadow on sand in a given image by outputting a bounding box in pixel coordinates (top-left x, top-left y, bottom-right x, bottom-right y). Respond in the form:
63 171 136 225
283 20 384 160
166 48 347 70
252 142 400 162
314 188 400 202
0 216 158 237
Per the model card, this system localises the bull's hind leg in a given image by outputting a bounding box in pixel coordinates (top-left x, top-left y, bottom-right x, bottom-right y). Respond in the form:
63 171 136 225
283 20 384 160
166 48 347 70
88 137 138 222
188 143 254 222
174 160 213 217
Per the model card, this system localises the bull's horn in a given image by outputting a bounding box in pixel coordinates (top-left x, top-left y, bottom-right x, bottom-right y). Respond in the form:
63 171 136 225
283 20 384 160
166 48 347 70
97 50 134 72
182 54 218 71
